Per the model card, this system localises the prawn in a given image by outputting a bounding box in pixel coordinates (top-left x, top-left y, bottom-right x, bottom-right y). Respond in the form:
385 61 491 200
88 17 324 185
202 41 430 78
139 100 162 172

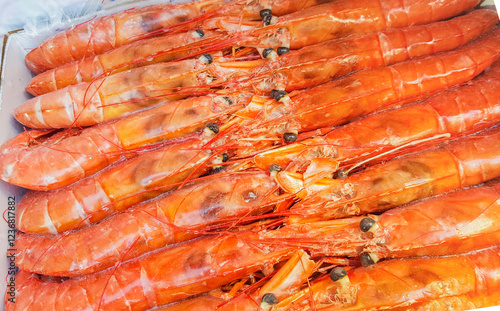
276 125 500 221
15 129 221 234
15 55 242 129
254 56 500 173
25 29 229 96
246 9 498 93
272 246 500 310
238 0 482 55
259 180 500 265
15 171 284 276
5 231 297 311
24 0 223 73
25 8 498 96
0 93 253 190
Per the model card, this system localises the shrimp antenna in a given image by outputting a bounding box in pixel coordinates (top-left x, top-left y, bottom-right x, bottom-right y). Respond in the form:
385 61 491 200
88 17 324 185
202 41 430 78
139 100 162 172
343 133 451 176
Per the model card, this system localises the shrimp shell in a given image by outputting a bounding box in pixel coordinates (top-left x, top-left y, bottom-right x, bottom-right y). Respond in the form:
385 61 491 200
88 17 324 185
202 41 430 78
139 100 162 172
246 0 482 50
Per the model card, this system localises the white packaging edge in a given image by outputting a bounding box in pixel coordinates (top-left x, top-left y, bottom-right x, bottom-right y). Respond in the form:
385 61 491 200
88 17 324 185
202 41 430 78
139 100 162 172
1 0 500 310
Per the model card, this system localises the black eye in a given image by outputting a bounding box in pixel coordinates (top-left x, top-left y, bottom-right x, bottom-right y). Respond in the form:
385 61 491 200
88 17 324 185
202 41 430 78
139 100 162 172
222 96 233 105
206 122 219 134
194 29 204 37
262 47 275 59
270 89 287 101
259 9 272 19
360 217 376 232
261 293 278 305
277 47 290 55
329 267 347 282
360 252 376 267
222 153 229 162
263 15 272 26
210 166 225 174
269 164 282 172
283 132 297 143
202 53 213 64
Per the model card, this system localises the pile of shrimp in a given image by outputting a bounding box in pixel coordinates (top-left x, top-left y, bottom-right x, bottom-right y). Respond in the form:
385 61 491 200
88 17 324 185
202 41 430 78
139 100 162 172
3 0 500 309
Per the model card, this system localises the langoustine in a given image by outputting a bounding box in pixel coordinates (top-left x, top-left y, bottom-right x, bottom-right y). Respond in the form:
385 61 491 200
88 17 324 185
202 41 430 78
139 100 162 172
25 6 498 96
0 93 253 190
276 125 500 221
15 171 284 276
272 246 500 310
